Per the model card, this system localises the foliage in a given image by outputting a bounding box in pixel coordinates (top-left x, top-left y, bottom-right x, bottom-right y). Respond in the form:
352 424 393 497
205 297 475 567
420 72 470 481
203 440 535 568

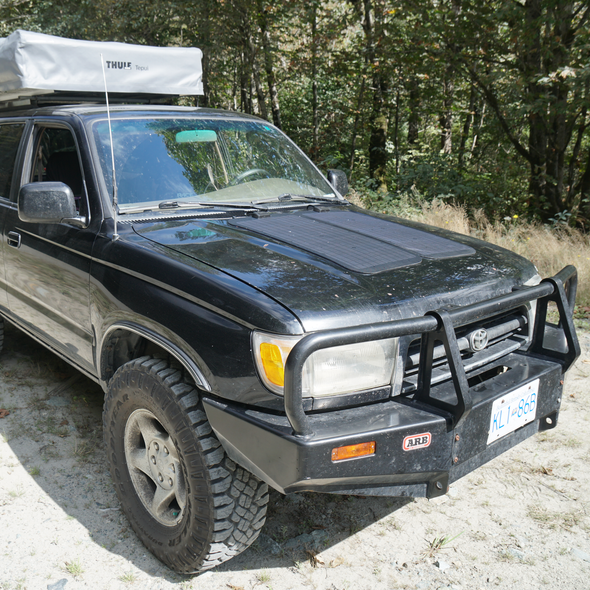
0 0 588 227
389 151 529 221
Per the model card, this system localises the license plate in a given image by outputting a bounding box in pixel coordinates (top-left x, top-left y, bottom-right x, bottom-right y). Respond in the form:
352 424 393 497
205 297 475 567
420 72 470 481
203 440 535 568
487 379 539 444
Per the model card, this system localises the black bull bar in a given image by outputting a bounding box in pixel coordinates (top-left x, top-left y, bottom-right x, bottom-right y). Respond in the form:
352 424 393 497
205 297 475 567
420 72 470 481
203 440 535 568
284 266 580 438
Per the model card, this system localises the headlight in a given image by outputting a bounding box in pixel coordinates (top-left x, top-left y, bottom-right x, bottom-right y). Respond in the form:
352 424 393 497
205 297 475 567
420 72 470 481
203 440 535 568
253 331 398 398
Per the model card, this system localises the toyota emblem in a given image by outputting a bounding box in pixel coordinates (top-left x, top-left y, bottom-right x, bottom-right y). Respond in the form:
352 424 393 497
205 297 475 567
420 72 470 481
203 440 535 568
469 328 489 352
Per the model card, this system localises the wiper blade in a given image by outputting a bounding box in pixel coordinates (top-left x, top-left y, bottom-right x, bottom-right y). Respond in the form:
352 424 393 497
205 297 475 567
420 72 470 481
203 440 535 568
119 194 345 215
118 200 196 214
159 200 182 209
120 200 269 214
251 193 347 205
176 200 270 211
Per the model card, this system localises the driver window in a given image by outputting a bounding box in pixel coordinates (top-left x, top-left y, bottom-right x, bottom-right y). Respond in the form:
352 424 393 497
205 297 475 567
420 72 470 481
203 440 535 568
30 127 84 212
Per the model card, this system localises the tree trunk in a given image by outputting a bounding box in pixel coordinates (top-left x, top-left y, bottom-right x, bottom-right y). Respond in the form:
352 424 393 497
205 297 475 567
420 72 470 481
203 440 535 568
199 0 212 107
248 31 268 120
525 0 549 210
471 101 485 162
579 148 590 209
407 78 421 146
258 0 282 129
240 48 251 114
232 49 239 111
440 0 461 155
360 0 388 192
393 90 400 175
567 80 589 218
348 67 367 180
524 0 576 218
311 1 319 160
369 73 389 192
544 1 575 213
458 84 476 169
440 69 454 154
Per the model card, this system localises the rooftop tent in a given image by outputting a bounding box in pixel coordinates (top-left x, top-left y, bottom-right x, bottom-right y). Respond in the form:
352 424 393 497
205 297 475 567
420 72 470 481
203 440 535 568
0 29 203 103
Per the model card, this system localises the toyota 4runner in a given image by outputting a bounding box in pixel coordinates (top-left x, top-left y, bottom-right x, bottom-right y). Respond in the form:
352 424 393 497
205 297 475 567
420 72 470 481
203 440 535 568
0 30 580 575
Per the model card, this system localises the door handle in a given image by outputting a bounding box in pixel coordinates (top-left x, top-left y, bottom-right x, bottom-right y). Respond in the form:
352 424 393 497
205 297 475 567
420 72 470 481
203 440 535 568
7 231 21 248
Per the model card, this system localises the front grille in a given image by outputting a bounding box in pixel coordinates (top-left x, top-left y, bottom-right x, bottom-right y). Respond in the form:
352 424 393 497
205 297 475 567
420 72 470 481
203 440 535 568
401 308 530 393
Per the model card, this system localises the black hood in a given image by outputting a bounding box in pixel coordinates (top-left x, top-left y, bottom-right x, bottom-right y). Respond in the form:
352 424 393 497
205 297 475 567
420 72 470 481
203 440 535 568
133 207 538 332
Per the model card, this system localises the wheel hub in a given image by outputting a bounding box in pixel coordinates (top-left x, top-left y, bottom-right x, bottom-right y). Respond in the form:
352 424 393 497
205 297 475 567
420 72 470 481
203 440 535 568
123 409 186 527
147 440 177 491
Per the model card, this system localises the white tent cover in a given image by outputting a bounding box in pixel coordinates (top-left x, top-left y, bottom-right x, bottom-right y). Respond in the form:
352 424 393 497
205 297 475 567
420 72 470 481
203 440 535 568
0 30 203 101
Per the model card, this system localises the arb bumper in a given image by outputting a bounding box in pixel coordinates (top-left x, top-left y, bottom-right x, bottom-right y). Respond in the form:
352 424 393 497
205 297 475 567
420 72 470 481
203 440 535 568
203 267 579 498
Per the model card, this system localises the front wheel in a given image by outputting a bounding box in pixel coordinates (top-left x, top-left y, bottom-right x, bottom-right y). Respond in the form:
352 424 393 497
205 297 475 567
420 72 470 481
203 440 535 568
103 357 269 574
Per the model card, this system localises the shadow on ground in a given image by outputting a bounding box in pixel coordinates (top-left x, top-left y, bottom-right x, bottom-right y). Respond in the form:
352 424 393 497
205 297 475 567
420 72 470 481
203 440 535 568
0 322 410 582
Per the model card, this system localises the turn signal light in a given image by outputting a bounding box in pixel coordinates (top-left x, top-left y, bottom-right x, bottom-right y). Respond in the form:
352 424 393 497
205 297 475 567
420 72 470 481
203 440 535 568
259 342 285 386
331 441 376 462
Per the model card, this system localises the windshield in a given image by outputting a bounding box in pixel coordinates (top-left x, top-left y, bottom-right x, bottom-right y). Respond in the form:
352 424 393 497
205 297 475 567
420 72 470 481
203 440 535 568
91 117 335 211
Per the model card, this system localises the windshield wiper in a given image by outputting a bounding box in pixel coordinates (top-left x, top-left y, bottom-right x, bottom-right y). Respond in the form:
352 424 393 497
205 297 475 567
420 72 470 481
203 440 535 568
120 200 269 214
252 193 348 205
120 194 346 215
158 200 183 209
164 200 272 211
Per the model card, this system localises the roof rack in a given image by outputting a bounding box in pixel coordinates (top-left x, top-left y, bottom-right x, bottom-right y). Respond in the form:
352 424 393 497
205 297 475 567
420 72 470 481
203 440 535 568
0 30 203 108
0 93 184 112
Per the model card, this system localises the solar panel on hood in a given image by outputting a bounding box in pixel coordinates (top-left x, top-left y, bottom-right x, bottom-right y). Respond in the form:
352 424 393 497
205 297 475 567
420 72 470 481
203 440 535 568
301 211 475 259
231 214 422 274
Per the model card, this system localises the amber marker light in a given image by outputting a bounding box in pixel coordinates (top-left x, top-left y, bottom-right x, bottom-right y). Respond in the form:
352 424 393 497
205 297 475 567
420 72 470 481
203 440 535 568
331 441 376 462
259 342 285 387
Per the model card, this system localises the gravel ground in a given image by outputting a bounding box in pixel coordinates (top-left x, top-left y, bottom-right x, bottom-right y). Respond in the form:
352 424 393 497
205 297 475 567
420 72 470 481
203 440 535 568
1 322 590 590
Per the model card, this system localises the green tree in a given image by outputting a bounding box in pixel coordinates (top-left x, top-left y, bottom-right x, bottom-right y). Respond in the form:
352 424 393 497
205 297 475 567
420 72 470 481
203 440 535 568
454 0 590 223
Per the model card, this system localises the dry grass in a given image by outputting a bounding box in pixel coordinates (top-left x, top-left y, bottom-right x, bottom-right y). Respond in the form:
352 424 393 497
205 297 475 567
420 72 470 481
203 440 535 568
404 200 590 307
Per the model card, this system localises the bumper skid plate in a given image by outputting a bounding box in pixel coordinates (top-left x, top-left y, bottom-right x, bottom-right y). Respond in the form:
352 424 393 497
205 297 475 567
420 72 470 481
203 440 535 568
204 353 563 497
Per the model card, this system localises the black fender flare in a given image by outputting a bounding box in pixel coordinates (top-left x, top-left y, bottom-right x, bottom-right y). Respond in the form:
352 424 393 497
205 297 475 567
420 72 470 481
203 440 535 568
98 321 212 392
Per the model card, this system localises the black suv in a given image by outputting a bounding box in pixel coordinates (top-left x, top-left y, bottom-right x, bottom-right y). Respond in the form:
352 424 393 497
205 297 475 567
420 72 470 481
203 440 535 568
0 104 579 574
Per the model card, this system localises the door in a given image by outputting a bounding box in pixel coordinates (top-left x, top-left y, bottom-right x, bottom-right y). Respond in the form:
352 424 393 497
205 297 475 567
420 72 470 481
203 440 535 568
3 121 95 374
0 121 27 312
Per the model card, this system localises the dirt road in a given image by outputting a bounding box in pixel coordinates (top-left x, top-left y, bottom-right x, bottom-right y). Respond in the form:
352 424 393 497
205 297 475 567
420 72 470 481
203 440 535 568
1 323 589 590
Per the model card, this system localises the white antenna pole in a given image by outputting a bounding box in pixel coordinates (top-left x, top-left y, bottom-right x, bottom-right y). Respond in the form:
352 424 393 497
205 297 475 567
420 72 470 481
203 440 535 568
100 53 119 241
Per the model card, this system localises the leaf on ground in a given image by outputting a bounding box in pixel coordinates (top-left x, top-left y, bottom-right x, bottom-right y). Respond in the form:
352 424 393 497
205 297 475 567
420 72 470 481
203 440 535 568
0 409 9 418
306 549 324 567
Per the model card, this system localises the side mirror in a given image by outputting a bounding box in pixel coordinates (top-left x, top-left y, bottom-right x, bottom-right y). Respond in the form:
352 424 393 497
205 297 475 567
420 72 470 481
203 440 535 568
327 169 349 196
18 182 86 227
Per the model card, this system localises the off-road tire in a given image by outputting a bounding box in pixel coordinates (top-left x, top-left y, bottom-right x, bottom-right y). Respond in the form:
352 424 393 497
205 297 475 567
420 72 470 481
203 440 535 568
103 356 269 574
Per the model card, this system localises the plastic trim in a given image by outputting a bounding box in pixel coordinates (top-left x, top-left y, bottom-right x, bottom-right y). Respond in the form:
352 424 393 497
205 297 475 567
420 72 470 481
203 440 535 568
101 321 211 391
